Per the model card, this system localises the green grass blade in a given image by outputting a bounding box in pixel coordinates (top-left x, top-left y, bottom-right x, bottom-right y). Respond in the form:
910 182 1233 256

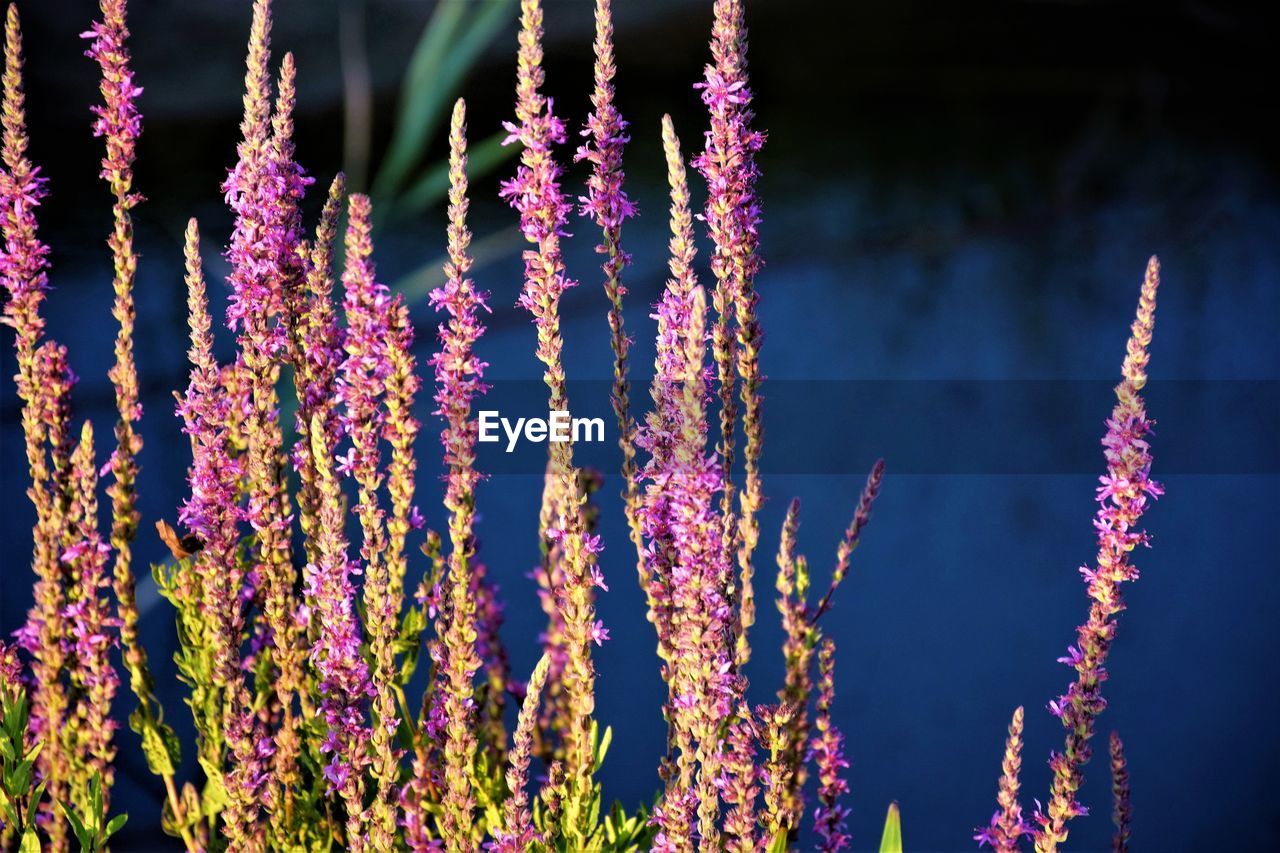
395 128 511 217
370 0 467 198
879 801 903 853
393 225 523 303
372 0 514 203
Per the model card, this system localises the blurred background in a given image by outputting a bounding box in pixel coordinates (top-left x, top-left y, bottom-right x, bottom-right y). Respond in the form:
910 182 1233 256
2 0 1278 849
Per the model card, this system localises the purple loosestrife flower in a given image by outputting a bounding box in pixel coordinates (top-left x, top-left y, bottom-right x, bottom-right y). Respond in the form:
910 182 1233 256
221 0 307 818
60 422 120 815
290 173 346 564
771 461 884 840
305 415 373 848
337 195 391 527
719 705 760 853
576 0 644 584
530 536 569 761
492 654 551 852
339 192 402 847
502 0 604 816
179 220 264 846
0 7 48 359
84 0 145 567
265 52 312 342
83 0 145 583
758 702 797 845
17 344 75 809
1033 258 1163 853
774 499 813 832
650 791 697 853
403 529 445 852
432 98 489 849
265 54 312 813
178 221 246 675
813 460 885 622
0 13 73 831
403 671 448 852
82 7 186 827
0 642 19 685
223 3 310 338
500 0 575 415
975 707 1030 852
529 471 602 763
472 563 512 759
636 115 702 685
1110 732 1131 853
810 640 851 853
224 0 277 333
383 288 420 621
695 0 767 672
640 114 737 848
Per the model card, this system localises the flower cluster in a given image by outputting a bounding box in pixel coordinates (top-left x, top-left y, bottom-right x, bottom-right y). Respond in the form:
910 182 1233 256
810 640 851 852
432 98 489 846
1109 731 1131 853
576 0 642 587
1 0 1164 850
500 2 607 841
976 258 1162 853
2 3 148 844
695 0 768 673
974 707 1029 851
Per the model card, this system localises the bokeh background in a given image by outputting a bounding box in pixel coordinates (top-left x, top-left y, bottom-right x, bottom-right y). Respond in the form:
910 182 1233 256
2 0 1278 849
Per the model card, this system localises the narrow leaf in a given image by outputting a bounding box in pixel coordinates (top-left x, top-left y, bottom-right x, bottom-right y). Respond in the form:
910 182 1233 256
394 128 512 217
879 801 903 853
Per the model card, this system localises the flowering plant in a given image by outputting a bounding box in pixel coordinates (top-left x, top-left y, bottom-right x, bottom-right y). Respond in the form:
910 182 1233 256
0 0 1160 850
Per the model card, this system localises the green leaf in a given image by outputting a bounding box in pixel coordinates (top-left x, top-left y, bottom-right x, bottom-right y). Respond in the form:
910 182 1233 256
11 758 32 795
58 799 89 849
594 725 613 771
878 801 903 853
393 128 513 217
0 794 17 829
90 771 103 825
26 781 46 833
18 827 40 853
370 0 466 197
199 765 230 818
139 718 178 776
372 0 514 203
587 783 601 834
104 812 128 839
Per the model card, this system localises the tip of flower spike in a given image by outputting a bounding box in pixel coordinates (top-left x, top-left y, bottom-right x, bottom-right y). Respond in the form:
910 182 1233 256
3 5 29 163
1121 256 1160 389
660 113 679 156
240 0 275 146
3 4 18 52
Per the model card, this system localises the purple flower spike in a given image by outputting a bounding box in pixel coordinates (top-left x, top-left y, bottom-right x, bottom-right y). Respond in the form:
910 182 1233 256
1033 258 1163 852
